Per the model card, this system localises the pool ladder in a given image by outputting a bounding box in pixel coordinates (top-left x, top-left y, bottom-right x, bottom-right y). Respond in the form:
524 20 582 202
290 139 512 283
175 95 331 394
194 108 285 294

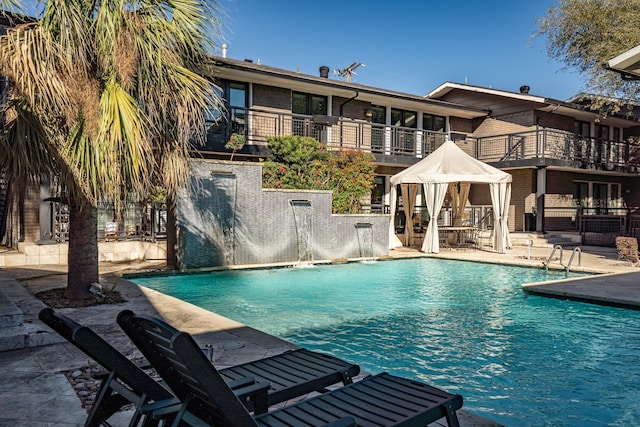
543 245 582 273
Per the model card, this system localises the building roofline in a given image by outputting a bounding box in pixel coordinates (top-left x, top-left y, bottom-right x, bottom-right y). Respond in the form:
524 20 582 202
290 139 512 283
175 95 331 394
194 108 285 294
426 81 609 114
607 45 640 79
426 81 550 104
208 56 490 117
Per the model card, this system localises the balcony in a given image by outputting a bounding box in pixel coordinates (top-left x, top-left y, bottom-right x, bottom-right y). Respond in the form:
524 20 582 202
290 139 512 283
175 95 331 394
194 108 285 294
473 128 640 172
206 108 640 172
206 107 447 161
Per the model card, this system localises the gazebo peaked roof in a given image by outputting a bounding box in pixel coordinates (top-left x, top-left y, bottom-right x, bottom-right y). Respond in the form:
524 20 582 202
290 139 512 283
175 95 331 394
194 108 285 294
388 140 512 254
390 140 512 185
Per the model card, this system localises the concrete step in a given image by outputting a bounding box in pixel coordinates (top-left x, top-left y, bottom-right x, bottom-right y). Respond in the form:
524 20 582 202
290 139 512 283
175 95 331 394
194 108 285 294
0 289 24 328
545 237 578 247
0 276 64 351
508 232 582 249
0 325 28 352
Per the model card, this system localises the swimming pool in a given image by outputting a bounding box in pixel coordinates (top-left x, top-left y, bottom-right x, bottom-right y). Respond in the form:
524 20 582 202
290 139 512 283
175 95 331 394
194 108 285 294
131 258 640 426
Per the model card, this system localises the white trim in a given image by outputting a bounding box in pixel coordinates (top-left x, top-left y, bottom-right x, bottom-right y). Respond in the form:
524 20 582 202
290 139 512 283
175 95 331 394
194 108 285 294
426 82 547 103
607 44 640 77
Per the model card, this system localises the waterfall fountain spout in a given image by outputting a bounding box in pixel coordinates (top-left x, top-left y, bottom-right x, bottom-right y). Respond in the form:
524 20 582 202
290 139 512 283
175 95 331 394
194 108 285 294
290 200 313 264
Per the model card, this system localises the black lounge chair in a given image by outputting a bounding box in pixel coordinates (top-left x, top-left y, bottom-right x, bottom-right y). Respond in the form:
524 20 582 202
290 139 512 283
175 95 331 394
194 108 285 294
117 309 464 427
38 307 176 427
40 308 360 421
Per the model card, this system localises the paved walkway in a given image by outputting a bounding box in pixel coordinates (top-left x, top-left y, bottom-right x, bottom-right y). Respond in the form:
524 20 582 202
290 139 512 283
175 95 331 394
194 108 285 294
0 243 637 427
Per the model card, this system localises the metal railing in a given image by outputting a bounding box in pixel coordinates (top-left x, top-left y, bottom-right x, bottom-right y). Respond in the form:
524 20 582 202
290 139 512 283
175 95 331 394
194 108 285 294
473 128 640 169
393 204 494 232
96 199 167 242
540 206 639 246
209 109 640 171
208 107 448 158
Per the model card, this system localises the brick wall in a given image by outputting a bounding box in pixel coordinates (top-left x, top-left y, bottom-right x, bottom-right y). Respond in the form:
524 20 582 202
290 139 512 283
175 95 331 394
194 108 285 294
536 112 574 132
332 97 369 120
253 84 291 110
449 116 474 134
472 117 532 137
22 184 40 243
467 169 534 232
493 110 536 128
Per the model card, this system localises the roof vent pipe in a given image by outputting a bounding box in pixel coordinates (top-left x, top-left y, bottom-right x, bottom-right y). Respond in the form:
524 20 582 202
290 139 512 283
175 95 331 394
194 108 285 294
520 85 530 94
221 43 228 58
319 66 330 78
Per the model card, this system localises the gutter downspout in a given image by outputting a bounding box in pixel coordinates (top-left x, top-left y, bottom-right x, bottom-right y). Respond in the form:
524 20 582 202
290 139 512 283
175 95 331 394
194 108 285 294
339 91 359 147
339 90 359 117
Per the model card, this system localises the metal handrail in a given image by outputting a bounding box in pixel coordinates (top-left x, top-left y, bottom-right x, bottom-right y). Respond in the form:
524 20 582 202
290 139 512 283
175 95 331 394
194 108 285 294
543 244 564 271
565 247 582 272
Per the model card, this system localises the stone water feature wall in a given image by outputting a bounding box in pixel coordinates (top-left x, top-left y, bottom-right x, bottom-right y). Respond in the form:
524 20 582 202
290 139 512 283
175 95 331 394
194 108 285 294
176 160 390 269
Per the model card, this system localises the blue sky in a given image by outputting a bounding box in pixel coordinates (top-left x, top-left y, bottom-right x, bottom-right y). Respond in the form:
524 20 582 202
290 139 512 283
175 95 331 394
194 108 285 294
219 0 583 100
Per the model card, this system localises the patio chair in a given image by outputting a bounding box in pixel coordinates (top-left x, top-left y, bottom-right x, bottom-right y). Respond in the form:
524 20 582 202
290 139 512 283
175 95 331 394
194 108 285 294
104 221 119 241
40 308 360 421
38 307 176 427
117 309 464 427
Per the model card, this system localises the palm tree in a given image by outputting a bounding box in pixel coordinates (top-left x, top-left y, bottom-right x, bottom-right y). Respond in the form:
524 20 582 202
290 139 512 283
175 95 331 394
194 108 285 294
0 1 221 299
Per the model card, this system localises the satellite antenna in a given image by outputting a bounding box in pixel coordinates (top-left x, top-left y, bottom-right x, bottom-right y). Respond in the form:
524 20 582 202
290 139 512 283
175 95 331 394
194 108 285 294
333 62 366 82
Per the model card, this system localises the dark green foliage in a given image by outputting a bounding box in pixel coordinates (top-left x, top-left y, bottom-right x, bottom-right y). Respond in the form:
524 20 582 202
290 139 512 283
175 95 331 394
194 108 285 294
262 136 375 213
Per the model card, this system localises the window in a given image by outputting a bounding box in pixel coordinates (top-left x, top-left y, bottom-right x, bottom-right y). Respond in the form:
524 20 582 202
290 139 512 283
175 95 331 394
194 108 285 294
228 82 248 108
391 108 416 128
574 180 622 215
369 106 386 152
370 105 386 124
423 114 446 132
292 92 327 115
371 176 385 206
205 80 248 147
595 124 609 140
575 120 590 136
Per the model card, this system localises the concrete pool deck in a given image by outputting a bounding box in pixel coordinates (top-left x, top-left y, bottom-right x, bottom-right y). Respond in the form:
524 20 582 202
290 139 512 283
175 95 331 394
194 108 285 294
0 242 638 426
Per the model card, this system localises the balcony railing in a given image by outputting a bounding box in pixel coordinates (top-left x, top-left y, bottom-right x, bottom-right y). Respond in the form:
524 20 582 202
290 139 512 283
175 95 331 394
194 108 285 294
472 128 640 170
209 107 447 158
209 108 640 171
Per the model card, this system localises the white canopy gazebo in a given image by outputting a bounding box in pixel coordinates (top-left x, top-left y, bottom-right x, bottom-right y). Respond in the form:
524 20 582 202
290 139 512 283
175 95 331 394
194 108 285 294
388 140 513 253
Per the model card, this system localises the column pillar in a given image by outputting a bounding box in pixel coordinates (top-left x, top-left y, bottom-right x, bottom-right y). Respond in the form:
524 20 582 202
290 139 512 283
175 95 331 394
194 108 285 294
536 167 546 232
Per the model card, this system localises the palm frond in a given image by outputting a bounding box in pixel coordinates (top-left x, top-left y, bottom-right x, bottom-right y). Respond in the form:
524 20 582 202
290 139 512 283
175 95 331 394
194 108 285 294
40 0 92 66
0 24 80 128
0 1 28 15
0 100 58 182
136 0 221 55
97 78 155 194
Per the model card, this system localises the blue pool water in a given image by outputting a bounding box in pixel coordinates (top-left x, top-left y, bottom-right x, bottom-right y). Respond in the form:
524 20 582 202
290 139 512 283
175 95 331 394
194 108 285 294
131 259 640 426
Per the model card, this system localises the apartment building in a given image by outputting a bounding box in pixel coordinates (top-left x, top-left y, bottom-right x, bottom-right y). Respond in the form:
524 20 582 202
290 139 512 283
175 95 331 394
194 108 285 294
4 51 640 252
205 56 640 246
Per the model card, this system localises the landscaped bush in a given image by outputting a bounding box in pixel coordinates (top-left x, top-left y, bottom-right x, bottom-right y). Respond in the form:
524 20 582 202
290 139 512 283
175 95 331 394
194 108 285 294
262 136 375 214
615 236 639 264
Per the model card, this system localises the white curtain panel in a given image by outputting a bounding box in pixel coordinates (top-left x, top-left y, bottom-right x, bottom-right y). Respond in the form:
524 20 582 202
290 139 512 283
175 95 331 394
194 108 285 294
490 182 512 253
422 182 448 253
388 185 403 248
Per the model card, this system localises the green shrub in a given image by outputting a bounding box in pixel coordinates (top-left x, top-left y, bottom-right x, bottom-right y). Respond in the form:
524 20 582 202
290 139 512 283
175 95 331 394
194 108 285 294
262 136 375 213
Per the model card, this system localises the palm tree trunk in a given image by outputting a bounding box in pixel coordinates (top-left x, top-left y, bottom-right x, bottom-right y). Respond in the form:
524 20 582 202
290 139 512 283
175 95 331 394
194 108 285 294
65 200 99 299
